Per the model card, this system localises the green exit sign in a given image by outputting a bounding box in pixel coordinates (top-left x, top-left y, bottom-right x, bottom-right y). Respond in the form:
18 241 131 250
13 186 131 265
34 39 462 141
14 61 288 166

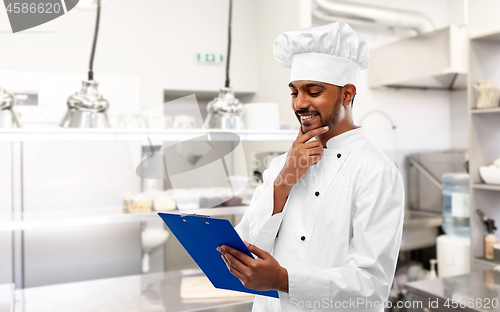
197 53 224 64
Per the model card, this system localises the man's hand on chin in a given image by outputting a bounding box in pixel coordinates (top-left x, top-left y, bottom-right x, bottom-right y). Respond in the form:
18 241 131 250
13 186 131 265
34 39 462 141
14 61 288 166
217 241 289 293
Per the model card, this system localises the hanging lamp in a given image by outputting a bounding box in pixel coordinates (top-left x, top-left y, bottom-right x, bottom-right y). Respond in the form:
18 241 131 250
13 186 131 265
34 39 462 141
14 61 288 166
60 0 110 128
203 0 244 130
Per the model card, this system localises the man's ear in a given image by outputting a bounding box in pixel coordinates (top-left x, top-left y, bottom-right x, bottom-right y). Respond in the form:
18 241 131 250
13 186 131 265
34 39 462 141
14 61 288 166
342 84 357 107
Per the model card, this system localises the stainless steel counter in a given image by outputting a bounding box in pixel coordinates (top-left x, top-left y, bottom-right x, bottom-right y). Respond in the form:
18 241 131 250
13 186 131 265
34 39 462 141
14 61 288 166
13 269 253 312
405 270 500 312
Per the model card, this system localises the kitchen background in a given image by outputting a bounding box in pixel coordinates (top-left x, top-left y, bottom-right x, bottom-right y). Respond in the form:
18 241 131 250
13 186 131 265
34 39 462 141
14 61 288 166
1 0 500 311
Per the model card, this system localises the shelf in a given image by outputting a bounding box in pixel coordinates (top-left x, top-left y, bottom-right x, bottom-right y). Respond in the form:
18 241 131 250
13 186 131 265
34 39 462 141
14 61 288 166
472 183 500 191
468 29 500 275
164 88 256 100
0 128 297 142
0 206 247 232
471 107 500 114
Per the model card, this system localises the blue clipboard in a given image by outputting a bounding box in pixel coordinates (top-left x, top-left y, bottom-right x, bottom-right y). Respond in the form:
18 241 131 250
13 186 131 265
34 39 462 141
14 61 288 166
158 212 279 298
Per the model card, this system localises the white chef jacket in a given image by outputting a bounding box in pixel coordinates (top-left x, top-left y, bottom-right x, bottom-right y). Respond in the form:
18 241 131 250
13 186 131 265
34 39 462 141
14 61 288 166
235 127 405 312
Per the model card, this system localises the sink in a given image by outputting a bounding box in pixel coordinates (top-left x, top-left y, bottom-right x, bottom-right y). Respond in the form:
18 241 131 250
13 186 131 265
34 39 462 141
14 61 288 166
400 210 442 252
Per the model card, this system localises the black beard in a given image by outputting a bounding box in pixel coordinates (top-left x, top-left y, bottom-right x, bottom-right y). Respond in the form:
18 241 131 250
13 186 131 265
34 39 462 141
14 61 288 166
300 95 342 134
326 95 342 128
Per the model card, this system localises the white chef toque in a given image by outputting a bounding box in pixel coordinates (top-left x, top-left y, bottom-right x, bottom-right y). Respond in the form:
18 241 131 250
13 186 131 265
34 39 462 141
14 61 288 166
273 21 369 87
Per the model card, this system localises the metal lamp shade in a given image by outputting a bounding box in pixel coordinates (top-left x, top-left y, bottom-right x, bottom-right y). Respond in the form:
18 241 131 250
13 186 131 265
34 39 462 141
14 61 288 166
203 87 244 130
0 88 20 128
60 80 110 128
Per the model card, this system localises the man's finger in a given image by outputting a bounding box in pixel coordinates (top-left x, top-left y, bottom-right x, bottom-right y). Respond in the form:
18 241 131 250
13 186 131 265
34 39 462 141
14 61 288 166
248 243 270 260
222 245 252 265
296 127 304 140
222 255 246 280
309 155 322 165
301 140 322 149
307 146 323 156
296 126 329 144
223 252 252 276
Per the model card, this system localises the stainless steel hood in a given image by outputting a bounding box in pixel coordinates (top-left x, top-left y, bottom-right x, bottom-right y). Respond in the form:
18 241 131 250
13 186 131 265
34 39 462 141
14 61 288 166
368 25 468 90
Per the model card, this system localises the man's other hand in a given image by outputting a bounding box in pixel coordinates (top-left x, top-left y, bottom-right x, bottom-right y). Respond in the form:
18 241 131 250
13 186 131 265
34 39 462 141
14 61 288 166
217 242 289 293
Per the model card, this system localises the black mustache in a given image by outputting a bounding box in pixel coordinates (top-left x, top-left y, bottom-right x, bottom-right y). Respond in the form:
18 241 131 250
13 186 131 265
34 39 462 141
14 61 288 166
295 110 319 116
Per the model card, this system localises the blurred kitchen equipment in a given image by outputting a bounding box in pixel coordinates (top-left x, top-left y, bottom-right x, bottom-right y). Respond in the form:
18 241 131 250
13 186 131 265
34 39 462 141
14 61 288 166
479 166 500 184
174 115 196 129
477 209 498 260
60 80 110 128
153 191 176 211
164 115 173 128
143 115 167 129
473 80 500 109
204 0 245 130
479 158 500 184
368 25 467 90
204 88 244 129
252 152 283 184
313 0 435 34
441 172 470 238
403 151 466 252
60 0 111 128
494 244 500 263
117 114 143 128
427 259 437 279
437 234 470 278
407 150 467 213
243 103 280 130
174 189 201 210
0 86 20 128
126 193 152 213
141 222 169 273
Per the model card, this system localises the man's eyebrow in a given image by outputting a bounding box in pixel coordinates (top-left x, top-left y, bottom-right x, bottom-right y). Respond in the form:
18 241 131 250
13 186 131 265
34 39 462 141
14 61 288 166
303 82 325 89
288 82 326 89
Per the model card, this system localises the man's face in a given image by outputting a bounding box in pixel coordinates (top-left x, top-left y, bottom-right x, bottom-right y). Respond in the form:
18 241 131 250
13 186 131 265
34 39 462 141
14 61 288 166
289 80 343 134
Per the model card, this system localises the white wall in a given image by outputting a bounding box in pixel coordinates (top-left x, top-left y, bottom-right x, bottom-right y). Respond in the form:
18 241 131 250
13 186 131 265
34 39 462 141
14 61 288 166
469 0 500 32
251 0 303 125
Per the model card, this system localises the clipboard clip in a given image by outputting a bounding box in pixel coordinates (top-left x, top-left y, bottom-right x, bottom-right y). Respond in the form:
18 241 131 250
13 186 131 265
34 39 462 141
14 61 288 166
180 212 211 218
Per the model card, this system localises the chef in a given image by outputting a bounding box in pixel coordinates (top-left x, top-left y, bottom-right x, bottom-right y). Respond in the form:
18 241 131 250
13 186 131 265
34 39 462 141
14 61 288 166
217 21 405 311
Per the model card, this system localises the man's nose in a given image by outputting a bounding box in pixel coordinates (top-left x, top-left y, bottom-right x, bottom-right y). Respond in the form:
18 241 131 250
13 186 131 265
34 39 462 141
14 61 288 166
293 92 309 111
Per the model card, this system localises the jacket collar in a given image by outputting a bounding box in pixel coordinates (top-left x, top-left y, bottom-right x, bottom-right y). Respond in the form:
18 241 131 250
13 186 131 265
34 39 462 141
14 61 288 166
325 126 363 150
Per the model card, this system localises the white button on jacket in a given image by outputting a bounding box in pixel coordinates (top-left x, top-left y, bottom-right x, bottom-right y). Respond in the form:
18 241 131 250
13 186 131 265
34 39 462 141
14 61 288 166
236 127 405 312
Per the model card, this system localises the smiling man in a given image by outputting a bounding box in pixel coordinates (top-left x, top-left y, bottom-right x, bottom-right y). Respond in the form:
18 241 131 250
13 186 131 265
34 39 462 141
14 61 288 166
218 21 405 311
